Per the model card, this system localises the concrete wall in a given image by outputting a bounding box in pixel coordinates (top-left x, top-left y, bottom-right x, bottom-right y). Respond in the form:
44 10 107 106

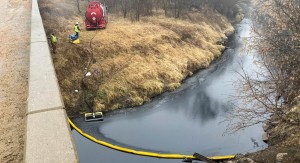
24 0 78 162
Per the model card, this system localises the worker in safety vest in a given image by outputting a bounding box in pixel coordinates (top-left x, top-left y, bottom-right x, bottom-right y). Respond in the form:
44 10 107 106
74 22 80 38
49 32 57 54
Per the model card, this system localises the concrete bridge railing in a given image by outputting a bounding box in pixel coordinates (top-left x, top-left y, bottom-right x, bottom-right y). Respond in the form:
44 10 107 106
24 0 78 162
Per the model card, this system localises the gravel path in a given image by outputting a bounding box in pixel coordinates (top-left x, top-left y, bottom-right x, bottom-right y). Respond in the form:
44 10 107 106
0 0 31 162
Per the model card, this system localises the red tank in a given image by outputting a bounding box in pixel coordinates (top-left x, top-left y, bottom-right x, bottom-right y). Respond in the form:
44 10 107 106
85 1 107 29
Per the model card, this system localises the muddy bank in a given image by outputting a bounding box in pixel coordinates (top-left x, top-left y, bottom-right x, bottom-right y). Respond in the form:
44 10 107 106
226 101 300 163
243 104 300 163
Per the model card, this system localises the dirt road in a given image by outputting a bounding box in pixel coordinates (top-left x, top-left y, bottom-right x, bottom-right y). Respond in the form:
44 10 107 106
0 0 31 162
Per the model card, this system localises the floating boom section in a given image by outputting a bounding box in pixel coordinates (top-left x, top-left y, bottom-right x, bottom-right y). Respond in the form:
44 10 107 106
85 112 103 122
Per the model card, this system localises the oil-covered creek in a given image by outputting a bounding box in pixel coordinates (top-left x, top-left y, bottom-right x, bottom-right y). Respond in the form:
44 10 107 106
72 18 267 163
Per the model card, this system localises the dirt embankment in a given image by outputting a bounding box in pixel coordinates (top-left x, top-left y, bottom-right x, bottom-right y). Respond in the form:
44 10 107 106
0 0 31 162
39 0 233 116
242 102 300 163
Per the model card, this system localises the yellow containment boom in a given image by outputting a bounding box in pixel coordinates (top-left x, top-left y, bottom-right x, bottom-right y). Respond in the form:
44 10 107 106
68 118 236 161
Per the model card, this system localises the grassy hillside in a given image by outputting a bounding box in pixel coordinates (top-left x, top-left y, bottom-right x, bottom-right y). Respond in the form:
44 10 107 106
39 0 233 116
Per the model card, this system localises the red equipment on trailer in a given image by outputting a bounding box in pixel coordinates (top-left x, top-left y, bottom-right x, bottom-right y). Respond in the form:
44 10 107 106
85 1 108 29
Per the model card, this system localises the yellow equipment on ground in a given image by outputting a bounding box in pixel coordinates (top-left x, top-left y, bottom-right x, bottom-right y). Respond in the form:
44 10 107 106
72 39 80 44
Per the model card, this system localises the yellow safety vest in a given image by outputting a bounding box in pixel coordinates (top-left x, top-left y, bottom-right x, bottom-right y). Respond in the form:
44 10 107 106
74 25 80 33
51 35 57 43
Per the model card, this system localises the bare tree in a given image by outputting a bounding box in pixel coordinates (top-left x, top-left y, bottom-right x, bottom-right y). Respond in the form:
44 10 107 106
120 0 130 18
162 0 170 16
130 0 142 21
104 0 241 20
227 0 300 133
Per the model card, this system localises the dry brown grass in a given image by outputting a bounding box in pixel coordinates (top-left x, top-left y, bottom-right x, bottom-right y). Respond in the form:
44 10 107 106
39 0 233 115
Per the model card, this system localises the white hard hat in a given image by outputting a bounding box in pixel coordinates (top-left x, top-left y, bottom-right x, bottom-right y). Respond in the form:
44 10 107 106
76 22 79 25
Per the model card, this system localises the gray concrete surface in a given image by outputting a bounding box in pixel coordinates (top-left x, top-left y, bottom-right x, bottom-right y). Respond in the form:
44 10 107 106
27 0 64 114
28 40 64 114
25 109 77 163
25 0 78 162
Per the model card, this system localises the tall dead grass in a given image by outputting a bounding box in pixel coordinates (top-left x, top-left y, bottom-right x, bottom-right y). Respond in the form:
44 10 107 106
78 11 233 112
39 0 234 115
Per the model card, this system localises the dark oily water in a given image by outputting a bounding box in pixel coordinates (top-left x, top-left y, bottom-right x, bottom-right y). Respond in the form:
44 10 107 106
72 18 267 163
